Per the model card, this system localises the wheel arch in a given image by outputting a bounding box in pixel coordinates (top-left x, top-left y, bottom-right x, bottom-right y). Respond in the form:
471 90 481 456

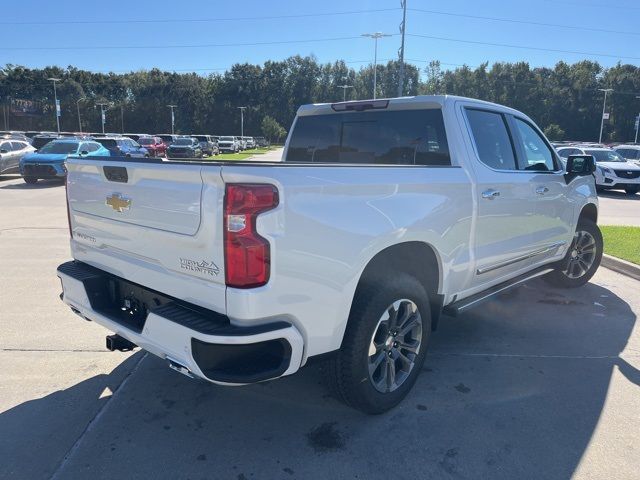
351 241 444 331
579 203 598 224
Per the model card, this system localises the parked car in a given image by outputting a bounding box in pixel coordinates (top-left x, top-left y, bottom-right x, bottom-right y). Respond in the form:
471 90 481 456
137 136 167 157
218 136 239 153
613 145 640 166
235 136 246 150
254 136 269 147
58 95 601 414
19 138 109 183
0 138 35 176
557 145 640 195
242 136 256 149
166 137 202 158
156 134 179 147
95 137 149 157
31 135 60 151
193 135 217 156
124 133 145 142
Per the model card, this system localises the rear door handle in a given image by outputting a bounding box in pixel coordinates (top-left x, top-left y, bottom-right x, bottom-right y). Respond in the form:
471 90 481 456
481 189 500 200
536 186 549 195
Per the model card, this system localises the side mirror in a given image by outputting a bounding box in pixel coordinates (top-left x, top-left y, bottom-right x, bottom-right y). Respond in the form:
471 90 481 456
566 154 596 175
0 149 7 154
80 150 89 156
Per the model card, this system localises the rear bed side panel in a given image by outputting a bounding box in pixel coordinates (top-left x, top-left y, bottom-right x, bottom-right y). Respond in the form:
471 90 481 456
67 158 227 314
221 165 473 359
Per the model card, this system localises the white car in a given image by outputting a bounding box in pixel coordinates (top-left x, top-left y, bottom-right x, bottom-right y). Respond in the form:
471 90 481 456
557 146 640 195
217 136 239 153
57 95 601 413
613 145 640 167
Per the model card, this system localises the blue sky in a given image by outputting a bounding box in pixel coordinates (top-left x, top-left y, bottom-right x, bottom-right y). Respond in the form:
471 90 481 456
1 0 639 74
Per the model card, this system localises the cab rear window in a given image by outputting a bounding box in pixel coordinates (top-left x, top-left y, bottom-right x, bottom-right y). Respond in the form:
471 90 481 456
285 109 450 165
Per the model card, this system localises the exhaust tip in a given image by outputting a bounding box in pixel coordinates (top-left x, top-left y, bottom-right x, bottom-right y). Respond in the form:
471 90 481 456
106 334 137 352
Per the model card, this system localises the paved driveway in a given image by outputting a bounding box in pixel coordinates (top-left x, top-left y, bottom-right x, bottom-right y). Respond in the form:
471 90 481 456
0 176 638 480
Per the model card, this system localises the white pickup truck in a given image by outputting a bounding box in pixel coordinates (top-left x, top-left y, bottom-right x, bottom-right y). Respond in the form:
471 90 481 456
57 95 601 413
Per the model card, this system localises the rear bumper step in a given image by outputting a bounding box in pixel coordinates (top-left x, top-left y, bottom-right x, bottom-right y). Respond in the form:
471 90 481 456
443 266 554 316
57 261 304 384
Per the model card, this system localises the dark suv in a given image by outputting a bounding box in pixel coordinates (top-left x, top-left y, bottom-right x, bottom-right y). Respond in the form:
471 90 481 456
166 137 203 158
192 135 218 156
95 137 149 157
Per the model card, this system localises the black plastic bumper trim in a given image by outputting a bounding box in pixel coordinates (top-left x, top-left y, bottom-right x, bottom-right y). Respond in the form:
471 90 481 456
191 337 292 384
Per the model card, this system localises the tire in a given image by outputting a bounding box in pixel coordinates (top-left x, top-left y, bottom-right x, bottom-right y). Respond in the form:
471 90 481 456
23 176 37 184
324 274 431 414
625 186 639 195
544 219 603 288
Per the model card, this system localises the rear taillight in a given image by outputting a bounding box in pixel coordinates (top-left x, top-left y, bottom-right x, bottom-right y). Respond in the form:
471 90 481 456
65 176 72 238
224 184 279 288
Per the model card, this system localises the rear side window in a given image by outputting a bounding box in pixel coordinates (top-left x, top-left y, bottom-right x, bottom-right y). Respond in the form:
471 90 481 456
466 109 516 170
285 109 450 165
98 139 117 148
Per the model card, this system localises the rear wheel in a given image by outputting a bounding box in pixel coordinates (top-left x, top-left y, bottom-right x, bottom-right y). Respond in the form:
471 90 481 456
23 176 37 184
324 274 431 414
544 219 602 288
625 186 639 195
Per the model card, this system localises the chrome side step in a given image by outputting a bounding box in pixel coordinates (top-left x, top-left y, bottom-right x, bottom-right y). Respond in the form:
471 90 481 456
443 266 554 317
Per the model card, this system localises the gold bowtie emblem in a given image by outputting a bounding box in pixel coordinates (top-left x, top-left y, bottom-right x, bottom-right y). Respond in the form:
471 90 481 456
106 193 131 212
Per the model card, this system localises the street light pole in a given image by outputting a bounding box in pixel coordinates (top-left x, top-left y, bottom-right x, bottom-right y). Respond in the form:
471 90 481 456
598 88 613 144
397 0 407 97
47 77 61 133
635 96 640 144
337 84 353 101
362 32 391 99
167 105 177 134
238 106 247 137
76 97 85 134
96 103 109 134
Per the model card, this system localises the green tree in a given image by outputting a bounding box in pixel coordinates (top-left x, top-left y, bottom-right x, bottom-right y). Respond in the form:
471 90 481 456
543 124 566 140
261 115 286 143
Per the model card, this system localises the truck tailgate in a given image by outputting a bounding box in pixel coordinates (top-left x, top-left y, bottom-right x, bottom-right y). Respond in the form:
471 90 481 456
66 157 227 313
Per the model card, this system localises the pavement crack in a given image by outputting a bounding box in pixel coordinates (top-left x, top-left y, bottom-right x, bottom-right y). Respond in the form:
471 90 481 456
48 352 148 480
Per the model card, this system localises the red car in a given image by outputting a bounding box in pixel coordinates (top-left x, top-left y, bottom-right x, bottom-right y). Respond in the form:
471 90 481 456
138 136 167 157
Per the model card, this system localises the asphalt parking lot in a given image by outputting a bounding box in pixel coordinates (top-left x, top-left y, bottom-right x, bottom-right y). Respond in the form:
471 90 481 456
0 175 638 480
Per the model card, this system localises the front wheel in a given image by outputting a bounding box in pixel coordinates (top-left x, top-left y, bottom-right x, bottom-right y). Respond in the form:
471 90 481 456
324 274 431 414
544 219 603 288
23 176 38 184
625 186 639 195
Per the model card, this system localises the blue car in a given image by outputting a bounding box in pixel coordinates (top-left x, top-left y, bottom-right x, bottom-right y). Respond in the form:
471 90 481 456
20 138 110 184
95 137 149 157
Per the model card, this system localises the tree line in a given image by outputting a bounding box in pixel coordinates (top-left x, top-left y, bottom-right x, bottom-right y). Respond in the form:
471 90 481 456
1 57 639 142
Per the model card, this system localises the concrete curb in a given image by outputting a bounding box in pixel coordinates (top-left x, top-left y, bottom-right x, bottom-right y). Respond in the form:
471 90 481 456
601 254 640 281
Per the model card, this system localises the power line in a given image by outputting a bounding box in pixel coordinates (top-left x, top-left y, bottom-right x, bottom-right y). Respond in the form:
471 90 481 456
539 0 640 10
0 8 400 26
0 34 398 51
409 8 640 37
407 33 640 62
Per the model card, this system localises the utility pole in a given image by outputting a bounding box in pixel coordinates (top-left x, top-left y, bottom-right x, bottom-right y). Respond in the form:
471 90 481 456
362 32 391 99
96 103 109 134
397 0 407 97
120 104 124 133
238 106 247 137
598 88 613 144
167 105 177 134
76 97 85 134
47 77 61 133
635 96 640 144
337 84 353 102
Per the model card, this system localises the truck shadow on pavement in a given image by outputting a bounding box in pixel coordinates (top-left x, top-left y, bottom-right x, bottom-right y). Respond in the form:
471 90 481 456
1 279 638 480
